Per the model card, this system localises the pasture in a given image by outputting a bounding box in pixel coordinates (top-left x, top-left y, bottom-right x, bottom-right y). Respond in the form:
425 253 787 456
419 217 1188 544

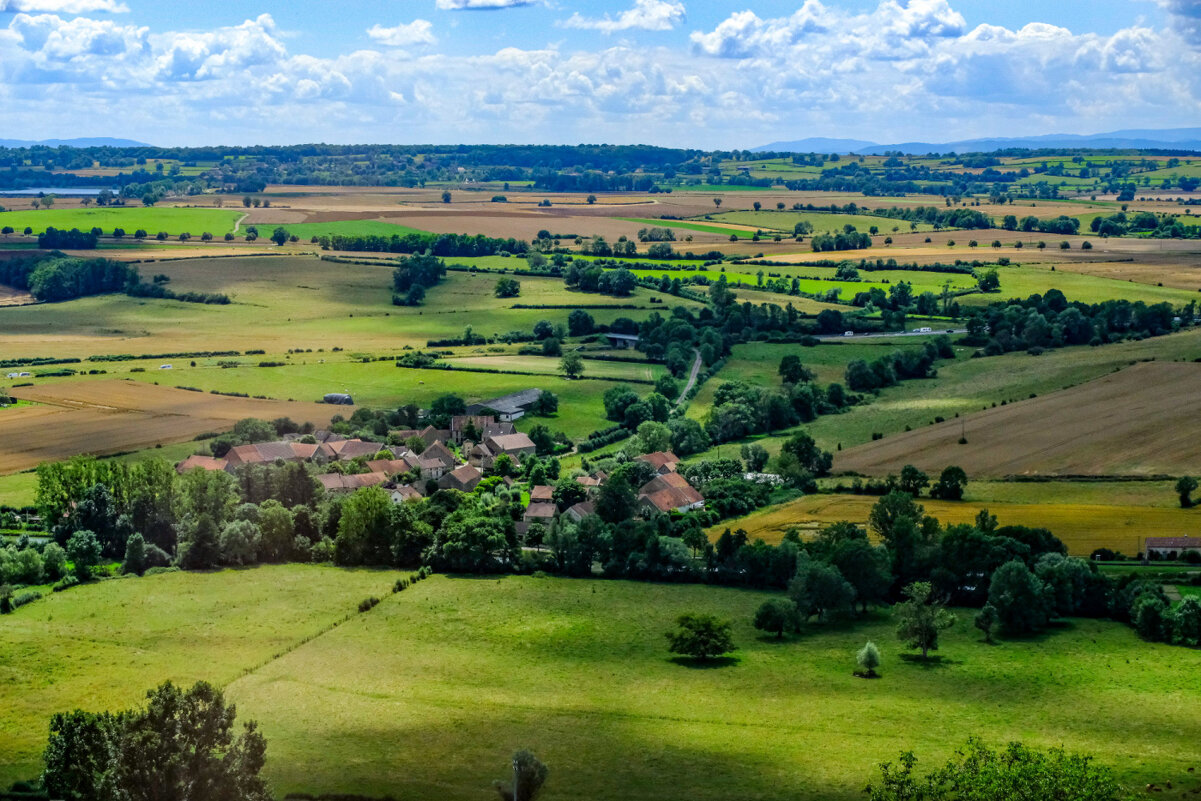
3 568 1199 800
0 380 335 474
712 493 1199 557
0 207 243 236
0 255 699 361
835 361 1201 477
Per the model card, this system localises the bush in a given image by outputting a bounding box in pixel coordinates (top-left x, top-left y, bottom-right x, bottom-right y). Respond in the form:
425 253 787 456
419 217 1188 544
358 596 380 613
52 575 80 592
855 641 881 678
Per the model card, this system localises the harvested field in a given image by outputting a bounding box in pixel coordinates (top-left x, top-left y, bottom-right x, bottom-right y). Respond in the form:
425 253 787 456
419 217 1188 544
711 493 1197 557
1 380 336 474
834 361 1201 478
0 284 35 306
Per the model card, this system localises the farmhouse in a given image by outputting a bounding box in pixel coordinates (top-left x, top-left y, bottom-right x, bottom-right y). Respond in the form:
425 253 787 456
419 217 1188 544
366 458 413 476
638 472 704 515
466 388 543 422
422 441 457 470
530 485 554 503
225 441 319 469
318 439 381 462
1145 536 1201 559
438 464 483 493
175 454 229 474
449 415 516 444
318 472 389 493
603 332 640 349
636 451 680 475
419 425 452 446
390 485 422 503
564 501 596 523
519 502 557 536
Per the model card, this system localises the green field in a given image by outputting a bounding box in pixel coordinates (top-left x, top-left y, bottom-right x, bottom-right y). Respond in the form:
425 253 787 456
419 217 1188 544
712 210 936 235
0 207 244 236
0 256 701 361
2 568 1198 800
276 219 429 239
963 263 1201 306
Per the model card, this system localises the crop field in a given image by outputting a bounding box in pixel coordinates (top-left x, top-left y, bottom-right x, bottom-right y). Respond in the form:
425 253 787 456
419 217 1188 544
835 361 1201 477
0 207 243 236
3 568 1199 800
712 493 1199 557
681 326 1201 466
0 380 335 474
0 256 699 361
958 263 1201 306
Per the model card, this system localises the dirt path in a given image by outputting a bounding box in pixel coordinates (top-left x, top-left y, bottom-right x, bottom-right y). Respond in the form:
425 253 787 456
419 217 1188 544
676 349 702 406
232 212 249 234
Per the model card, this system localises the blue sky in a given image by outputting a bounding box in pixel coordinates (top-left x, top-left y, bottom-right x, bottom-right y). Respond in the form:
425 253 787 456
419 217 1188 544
0 0 1197 147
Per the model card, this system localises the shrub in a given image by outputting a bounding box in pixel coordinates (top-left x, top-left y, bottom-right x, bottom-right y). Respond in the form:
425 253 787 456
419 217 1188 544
358 596 380 613
855 641 881 678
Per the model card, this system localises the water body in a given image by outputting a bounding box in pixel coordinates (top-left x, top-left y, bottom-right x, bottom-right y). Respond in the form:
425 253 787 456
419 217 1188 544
0 187 108 196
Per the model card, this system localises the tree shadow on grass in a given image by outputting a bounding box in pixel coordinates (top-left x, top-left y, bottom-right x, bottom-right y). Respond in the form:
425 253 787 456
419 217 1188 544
668 655 741 669
898 653 958 669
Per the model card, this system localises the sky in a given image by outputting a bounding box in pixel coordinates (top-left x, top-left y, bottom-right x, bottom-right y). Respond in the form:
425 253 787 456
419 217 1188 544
0 0 1199 148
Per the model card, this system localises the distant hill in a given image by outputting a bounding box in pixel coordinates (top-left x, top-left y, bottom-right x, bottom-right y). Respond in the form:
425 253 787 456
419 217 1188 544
0 137 151 148
754 128 1201 155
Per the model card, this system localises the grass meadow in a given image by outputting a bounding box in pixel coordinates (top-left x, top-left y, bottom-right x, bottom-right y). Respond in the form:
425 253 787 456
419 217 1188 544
276 219 429 239
0 207 243 236
2 569 1198 800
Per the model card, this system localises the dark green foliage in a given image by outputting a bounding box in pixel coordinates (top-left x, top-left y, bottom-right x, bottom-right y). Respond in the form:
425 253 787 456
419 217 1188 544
665 613 735 661
753 598 798 638
392 253 448 293
894 581 955 658
867 738 1130 801
988 561 1052 635
493 750 548 801
929 466 968 501
43 680 270 801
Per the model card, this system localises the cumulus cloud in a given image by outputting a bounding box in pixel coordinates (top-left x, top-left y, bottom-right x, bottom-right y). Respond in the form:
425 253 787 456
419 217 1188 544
0 0 127 12
367 19 435 47
561 0 685 34
434 0 535 9
0 1 1197 148
1163 0 1201 45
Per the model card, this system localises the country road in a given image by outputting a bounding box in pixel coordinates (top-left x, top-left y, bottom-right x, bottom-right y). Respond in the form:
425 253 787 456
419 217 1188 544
815 328 966 342
676 349 702 406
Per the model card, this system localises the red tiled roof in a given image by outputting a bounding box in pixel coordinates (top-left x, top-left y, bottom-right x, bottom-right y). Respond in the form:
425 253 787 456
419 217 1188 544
176 454 228 474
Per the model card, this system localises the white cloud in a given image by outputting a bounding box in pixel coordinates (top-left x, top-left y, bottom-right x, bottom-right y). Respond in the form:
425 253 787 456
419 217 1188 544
0 1 1197 148
0 0 127 12
434 0 535 9
561 0 685 34
367 19 435 47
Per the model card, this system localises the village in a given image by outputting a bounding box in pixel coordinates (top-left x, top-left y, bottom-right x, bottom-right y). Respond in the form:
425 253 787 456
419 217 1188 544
174 388 706 539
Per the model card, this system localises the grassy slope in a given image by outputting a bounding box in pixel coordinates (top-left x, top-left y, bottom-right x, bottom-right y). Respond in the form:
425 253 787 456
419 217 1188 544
685 327 1201 462
0 207 243 236
4 571 1193 800
0 565 401 785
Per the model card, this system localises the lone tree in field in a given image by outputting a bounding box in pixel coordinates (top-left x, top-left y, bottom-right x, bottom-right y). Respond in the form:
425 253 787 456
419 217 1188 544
559 352 584 379
666 613 735 662
441 190 451 204
713 197 722 209
895 582 955 659
494 277 521 298
1176 476 1197 508
44 680 269 801
271 226 289 246
856 641 881 677
494 749 548 801
753 598 797 639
